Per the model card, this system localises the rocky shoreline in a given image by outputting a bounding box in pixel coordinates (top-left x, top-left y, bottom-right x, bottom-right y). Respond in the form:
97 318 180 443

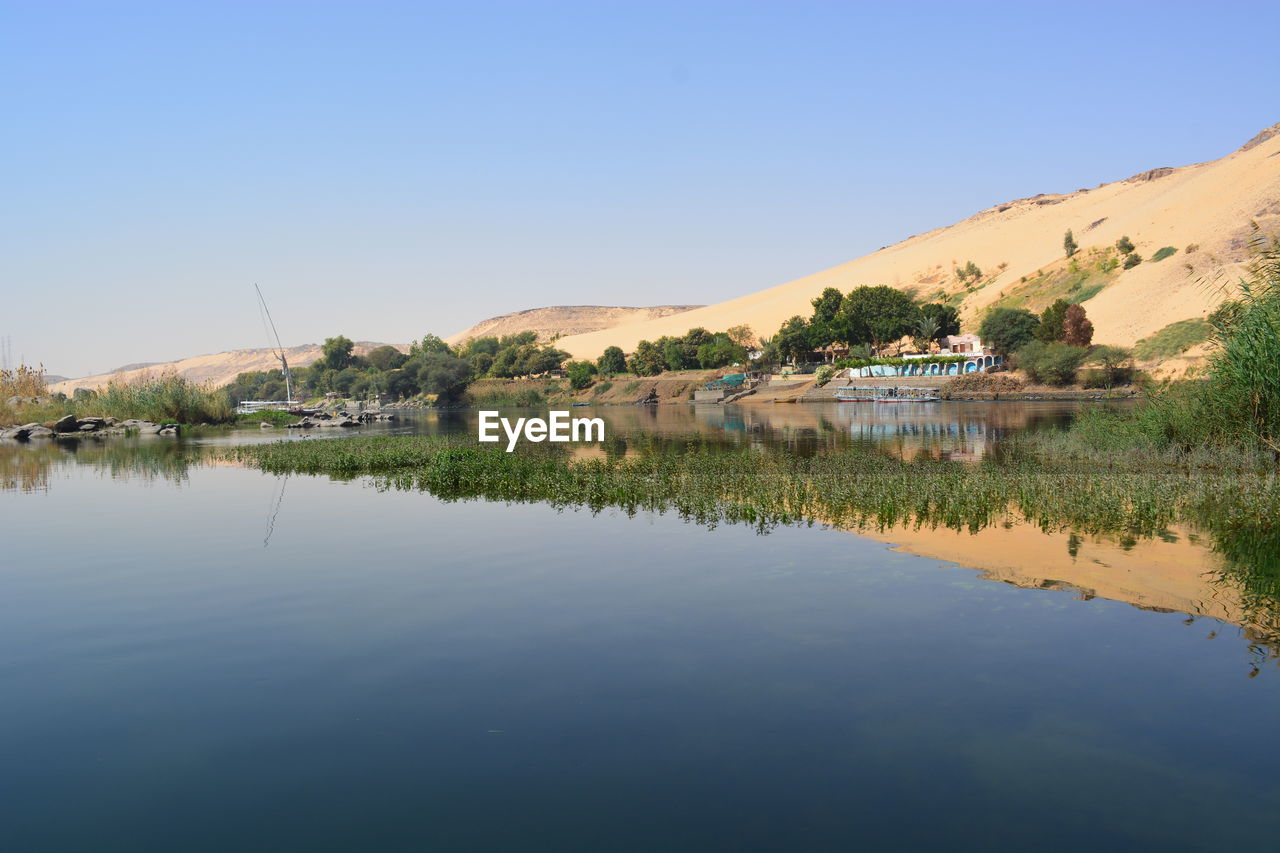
285 410 396 429
1 414 180 441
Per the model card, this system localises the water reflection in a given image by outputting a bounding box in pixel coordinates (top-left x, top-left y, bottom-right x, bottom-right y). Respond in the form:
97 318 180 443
5 399 1278 666
369 400 1105 458
0 435 194 493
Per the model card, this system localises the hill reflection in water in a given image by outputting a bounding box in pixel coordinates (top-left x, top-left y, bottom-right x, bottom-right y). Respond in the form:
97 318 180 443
4 399 1277 665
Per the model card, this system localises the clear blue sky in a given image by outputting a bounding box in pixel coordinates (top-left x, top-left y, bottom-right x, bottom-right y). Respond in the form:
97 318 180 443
3 0 1277 377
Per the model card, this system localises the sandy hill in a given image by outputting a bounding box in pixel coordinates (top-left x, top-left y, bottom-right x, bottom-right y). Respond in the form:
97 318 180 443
445 305 701 346
49 341 395 395
556 123 1280 365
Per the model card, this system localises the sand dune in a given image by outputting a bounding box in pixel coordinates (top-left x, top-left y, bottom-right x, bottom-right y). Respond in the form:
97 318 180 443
48 341 396 395
444 304 701 346
556 124 1280 361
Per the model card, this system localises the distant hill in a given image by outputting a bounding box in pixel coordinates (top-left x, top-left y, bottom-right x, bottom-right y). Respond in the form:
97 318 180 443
444 305 701 346
48 341 397 395
555 122 1280 375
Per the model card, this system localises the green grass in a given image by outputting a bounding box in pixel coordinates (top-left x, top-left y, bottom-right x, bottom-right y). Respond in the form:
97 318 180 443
1151 246 1178 263
227 431 1280 579
235 410 296 426
1132 319 1212 360
463 386 547 407
989 247 1121 314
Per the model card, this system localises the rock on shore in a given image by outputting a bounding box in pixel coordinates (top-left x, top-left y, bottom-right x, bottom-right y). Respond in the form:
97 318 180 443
1 416 179 441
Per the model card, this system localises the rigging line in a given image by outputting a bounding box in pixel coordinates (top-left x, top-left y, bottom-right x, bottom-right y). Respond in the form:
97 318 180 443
255 284 282 360
255 283 287 358
263 474 289 548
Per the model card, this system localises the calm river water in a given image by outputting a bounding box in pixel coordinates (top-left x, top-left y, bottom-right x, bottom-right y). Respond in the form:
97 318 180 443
4 401 1279 851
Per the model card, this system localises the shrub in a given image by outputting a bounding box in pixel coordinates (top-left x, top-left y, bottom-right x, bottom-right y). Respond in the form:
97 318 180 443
1083 345 1135 388
1116 236 1135 255
1151 246 1178 263
814 365 835 387
0 364 49 399
1063 229 1078 258
1016 342 1088 385
1123 252 1143 269
565 361 598 390
592 381 613 396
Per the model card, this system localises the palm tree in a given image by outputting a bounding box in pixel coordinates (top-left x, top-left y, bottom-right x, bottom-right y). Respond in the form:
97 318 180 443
913 316 941 352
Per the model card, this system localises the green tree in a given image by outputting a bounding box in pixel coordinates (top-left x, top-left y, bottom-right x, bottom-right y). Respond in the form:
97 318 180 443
366 345 408 371
460 336 501 358
517 345 569 376
658 336 689 371
1063 303 1094 347
320 335 355 371
774 316 811 363
412 352 473 400
565 360 598 390
808 288 844 348
912 315 941 352
597 346 627 375
386 367 420 398
1064 229 1079 258
498 331 537 349
918 303 960 340
838 285 919 352
628 341 666 376
696 334 746 369
467 352 495 377
1036 299 1070 343
409 333 453 357
980 308 1041 355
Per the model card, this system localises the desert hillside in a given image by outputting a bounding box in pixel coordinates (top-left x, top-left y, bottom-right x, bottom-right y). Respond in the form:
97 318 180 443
556 124 1280 363
445 304 701 346
48 341 395 395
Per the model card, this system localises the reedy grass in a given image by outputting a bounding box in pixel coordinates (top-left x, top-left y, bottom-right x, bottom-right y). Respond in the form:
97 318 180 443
2 373 232 426
226 430 1280 613
227 432 1279 540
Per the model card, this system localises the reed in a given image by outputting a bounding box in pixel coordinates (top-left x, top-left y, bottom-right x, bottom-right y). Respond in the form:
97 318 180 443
2 372 233 425
228 432 1279 542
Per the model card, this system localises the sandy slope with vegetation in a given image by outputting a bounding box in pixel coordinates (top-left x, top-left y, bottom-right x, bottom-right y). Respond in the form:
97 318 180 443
48 342 395 396
555 124 1280 365
444 305 701 346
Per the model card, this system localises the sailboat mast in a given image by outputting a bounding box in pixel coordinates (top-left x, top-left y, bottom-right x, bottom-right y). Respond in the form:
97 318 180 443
255 284 294 404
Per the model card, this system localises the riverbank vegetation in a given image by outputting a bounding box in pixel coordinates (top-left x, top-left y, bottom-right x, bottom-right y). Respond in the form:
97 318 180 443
227 431 1280 594
1056 230 1280 455
2 371 232 426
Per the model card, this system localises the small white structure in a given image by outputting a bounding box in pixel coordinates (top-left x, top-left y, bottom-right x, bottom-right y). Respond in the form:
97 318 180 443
941 334 984 354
